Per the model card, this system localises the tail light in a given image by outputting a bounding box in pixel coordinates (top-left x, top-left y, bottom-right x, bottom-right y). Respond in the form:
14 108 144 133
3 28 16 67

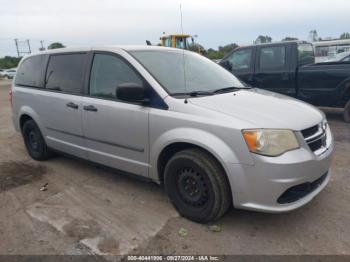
9 88 13 107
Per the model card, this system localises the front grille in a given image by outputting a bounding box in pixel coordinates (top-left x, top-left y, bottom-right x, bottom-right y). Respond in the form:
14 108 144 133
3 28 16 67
301 122 327 154
277 173 328 204
301 125 318 138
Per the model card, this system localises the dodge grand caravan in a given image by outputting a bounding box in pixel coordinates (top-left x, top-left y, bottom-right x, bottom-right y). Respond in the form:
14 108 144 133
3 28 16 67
11 46 334 222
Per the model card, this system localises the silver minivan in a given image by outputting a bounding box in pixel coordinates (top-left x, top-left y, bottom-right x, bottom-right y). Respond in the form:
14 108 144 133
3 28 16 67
11 46 334 222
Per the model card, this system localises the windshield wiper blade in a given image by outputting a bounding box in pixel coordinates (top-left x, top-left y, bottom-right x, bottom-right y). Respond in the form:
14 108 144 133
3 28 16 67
171 91 214 97
188 90 214 97
213 86 242 94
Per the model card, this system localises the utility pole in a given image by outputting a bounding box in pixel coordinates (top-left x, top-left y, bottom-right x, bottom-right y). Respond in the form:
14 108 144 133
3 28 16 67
39 40 45 51
27 39 31 53
14 39 20 57
13 38 32 57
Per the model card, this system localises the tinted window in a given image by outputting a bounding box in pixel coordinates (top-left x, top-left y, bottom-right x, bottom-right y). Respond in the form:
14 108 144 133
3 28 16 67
15 55 45 88
89 54 143 99
298 44 315 64
131 50 245 95
228 49 252 70
259 46 286 69
45 53 86 94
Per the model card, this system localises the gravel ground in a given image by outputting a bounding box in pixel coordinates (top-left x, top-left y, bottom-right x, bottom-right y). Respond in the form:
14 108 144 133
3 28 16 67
0 79 349 257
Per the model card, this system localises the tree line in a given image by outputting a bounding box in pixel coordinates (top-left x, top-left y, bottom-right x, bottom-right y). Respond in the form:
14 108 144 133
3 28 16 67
1 32 350 69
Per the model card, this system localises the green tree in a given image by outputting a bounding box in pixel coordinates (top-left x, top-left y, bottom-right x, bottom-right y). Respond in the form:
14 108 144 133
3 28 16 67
188 43 206 54
340 32 350 39
206 43 238 60
47 42 66 49
282 37 298 41
254 35 272 44
0 56 22 69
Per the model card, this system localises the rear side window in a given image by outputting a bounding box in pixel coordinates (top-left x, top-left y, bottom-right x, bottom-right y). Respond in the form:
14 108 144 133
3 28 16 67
259 46 286 69
89 54 143 99
15 55 45 88
228 49 252 70
298 44 315 64
45 53 86 94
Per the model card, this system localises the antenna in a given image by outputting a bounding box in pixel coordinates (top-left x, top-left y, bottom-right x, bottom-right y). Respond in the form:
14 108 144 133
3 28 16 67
180 4 184 39
180 4 188 96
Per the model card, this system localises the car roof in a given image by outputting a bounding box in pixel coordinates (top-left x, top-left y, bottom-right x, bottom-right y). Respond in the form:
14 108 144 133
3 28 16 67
23 45 185 59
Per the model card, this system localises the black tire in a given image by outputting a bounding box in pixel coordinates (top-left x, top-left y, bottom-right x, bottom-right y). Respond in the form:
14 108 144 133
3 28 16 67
22 120 52 161
164 148 231 223
344 100 350 123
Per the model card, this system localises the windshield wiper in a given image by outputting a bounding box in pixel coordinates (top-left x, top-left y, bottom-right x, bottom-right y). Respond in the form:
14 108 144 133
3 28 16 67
213 86 244 94
172 91 214 97
188 90 214 97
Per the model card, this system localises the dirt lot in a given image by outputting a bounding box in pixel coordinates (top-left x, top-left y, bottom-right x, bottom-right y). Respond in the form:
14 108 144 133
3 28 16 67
0 79 349 257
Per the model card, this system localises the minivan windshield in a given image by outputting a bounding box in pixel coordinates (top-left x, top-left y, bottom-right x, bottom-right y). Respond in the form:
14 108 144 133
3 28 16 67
130 50 246 96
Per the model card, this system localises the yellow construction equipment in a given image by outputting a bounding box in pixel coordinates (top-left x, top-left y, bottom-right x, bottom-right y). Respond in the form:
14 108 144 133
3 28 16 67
159 33 192 49
146 33 204 54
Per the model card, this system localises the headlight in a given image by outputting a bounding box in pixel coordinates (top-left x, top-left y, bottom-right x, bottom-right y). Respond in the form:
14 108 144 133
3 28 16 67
242 129 299 156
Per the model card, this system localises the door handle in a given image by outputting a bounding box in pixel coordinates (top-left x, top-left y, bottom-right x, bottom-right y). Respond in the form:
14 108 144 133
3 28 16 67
66 102 79 109
83 105 98 112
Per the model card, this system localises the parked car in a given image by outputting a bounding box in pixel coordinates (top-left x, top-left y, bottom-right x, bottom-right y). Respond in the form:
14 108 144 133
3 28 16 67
2 68 17 79
219 41 350 122
0 69 4 78
11 47 334 222
323 51 350 62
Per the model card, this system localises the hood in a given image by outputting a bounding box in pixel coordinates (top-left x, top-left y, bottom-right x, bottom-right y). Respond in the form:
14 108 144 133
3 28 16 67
188 88 324 130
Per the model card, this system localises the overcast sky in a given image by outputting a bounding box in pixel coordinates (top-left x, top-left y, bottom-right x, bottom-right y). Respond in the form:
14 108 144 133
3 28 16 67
0 0 349 56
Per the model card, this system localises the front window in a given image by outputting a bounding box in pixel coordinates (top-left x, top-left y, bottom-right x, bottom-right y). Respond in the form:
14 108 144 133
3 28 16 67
175 37 189 49
90 54 143 99
228 49 252 70
130 50 245 95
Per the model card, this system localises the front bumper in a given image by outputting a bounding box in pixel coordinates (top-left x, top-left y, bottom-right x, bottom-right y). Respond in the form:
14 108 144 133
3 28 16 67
226 125 334 213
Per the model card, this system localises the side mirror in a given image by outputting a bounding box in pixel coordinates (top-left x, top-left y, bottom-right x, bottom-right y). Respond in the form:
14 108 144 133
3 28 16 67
219 60 232 71
116 83 148 103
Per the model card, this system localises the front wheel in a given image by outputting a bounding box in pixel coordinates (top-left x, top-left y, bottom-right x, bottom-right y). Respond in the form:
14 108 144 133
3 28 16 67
344 100 350 123
164 149 231 223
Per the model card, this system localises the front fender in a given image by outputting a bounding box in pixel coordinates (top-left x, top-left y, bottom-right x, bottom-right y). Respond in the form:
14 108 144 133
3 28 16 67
149 127 254 182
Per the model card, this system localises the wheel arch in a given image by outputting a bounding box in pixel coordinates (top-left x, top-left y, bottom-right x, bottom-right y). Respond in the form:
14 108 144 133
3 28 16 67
18 106 44 133
338 78 350 106
149 128 246 186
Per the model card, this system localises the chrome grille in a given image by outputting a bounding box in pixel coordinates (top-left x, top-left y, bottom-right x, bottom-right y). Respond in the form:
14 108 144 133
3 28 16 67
301 121 327 155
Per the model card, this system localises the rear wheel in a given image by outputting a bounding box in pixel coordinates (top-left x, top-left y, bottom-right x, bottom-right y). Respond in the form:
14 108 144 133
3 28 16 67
164 148 231 223
344 100 350 123
22 120 52 161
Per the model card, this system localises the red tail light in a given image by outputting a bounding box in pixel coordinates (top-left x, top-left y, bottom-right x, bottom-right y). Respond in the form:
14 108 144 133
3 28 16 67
9 88 13 107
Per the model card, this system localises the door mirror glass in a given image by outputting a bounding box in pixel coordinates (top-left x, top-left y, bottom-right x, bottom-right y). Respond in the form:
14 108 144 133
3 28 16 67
116 83 147 102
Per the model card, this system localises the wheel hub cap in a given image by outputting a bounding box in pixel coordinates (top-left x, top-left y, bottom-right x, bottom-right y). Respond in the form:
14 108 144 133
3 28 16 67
177 167 209 207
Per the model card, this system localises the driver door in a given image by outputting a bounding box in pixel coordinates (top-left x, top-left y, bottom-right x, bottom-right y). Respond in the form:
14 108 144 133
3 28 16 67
82 52 150 177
